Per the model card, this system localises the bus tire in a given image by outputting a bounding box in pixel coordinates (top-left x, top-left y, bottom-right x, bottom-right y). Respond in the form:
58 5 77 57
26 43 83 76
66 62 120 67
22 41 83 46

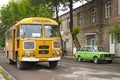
16 55 24 70
8 59 15 64
49 61 58 68
6 51 8 58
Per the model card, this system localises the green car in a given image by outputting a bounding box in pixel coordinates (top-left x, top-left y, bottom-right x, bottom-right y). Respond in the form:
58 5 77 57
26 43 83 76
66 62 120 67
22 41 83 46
75 45 114 64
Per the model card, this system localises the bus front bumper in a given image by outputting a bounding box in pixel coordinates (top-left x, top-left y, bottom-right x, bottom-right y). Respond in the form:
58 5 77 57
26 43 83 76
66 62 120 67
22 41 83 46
21 57 61 62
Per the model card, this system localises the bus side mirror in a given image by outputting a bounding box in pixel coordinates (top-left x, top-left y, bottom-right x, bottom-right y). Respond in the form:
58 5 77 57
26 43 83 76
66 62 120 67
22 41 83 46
20 29 24 38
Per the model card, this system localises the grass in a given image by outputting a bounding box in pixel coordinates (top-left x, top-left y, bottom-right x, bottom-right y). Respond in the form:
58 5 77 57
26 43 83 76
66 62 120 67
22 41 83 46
0 69 10 80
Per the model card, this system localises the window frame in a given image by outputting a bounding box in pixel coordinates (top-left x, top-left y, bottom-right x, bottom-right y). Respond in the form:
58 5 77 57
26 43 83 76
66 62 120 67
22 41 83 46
44 25 60 38
77 12 82 26
105 1 112 18
118 0 120 15
21 24 42 38
91 8 96 23
67 17 70 29
6 30 12 41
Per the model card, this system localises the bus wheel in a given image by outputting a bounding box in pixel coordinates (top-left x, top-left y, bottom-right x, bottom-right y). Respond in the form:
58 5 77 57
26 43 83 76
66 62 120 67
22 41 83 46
16 55 24 70
49 61 58 68
8 59 15 64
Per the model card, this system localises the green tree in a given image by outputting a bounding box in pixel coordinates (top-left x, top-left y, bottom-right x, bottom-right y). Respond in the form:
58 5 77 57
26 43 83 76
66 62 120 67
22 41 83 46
110 24 120 43
0 0 54 47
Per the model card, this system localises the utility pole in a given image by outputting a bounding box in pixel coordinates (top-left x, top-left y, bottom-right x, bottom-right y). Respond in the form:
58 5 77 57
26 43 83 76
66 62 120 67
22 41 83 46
98 0 102 46
69 0 74 54
69 0 73 33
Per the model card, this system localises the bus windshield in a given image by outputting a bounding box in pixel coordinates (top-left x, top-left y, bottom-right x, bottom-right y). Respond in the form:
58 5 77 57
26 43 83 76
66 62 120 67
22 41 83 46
44 25 60 38
22 24 42 38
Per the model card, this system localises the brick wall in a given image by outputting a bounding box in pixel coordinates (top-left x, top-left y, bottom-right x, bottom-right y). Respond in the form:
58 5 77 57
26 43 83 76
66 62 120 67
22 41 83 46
59 0 120 54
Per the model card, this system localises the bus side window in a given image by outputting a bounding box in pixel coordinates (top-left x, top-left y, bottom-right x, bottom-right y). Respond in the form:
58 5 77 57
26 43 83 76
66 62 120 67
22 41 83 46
6 31 11 41
17 26 20 37
6 32 9 41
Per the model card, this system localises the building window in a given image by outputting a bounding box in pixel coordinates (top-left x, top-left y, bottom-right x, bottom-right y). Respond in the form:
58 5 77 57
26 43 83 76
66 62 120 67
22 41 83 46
118 0 120 15
117 34 120 43
87 38 96 45
91 8 96 23
67 17 70 29
60 24 62 31
77 13 82 26
111 34 114 44
105 1 112 18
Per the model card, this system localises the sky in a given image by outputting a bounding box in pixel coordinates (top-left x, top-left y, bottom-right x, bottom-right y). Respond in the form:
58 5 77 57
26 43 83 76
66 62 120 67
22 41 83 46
0 0 9 7
58 1 86 16
0 0 86 16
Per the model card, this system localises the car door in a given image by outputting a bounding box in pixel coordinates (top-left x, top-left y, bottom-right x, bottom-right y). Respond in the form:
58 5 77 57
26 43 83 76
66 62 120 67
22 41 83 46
85 47 94 60
79 47 87 59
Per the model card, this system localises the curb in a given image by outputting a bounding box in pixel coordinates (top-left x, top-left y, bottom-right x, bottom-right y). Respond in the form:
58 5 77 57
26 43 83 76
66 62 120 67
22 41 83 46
62 56 75 59
0 66 16 80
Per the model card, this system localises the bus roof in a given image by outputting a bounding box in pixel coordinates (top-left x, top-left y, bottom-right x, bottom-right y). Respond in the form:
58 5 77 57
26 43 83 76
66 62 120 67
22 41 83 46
15 17 59 26
6 17 59 32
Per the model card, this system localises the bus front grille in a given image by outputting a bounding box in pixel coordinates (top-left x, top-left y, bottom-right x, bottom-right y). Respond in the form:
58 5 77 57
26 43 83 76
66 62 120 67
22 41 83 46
39 45 49 49
24 41 35 50
39 50 49 54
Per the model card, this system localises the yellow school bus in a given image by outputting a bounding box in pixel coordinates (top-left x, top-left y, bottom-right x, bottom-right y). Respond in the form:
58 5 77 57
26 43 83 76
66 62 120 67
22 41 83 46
5 17 62 69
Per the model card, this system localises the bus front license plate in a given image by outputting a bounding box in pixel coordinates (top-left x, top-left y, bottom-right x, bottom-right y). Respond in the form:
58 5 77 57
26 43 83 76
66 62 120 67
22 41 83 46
39 58 48 61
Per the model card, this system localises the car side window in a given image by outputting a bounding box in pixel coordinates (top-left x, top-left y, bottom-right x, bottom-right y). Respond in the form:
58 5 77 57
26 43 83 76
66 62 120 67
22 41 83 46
80 47 85 51
87 47 93 52
80 47 86 51
87 47 91 51
80 47 84 51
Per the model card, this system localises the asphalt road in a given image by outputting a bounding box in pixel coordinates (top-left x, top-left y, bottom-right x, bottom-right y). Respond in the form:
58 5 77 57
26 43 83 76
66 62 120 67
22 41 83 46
0 52 120 80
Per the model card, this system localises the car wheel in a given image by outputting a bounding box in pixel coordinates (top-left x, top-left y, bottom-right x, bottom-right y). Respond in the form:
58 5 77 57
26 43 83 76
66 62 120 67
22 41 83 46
107 60 112 63
93 57 99 64
8 59 15 64
77 56 82 62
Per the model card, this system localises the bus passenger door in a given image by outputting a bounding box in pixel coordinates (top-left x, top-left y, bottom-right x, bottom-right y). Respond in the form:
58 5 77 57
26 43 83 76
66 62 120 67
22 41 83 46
13 29 16 60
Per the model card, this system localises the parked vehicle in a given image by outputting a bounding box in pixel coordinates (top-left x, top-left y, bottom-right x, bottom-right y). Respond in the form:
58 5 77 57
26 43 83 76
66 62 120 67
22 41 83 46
74 45 114 64
5 17 62 69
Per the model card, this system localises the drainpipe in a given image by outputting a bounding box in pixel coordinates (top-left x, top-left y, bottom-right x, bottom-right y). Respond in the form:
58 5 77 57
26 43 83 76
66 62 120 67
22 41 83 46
69 0 73 55
98 0 102 46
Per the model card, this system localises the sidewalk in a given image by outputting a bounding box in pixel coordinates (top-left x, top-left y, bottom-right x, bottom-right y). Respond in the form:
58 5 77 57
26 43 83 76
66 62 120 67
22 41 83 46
0 66 8 80
0 73 5 80
62 55 75 59
0 66 16 80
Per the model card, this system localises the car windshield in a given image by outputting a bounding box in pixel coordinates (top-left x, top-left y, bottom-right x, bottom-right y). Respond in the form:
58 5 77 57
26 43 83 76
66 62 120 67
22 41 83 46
93 47 105 52
21 24 42 38
44 25 60 38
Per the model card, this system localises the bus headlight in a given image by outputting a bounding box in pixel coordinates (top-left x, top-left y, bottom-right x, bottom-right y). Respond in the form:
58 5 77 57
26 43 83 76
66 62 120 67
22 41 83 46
26 51 31 57
56 51 60 55
53 41 61 48
21 52 25 57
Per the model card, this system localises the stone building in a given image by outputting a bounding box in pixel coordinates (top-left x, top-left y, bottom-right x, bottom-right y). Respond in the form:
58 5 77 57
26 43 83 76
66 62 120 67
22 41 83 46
59 0 120 57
